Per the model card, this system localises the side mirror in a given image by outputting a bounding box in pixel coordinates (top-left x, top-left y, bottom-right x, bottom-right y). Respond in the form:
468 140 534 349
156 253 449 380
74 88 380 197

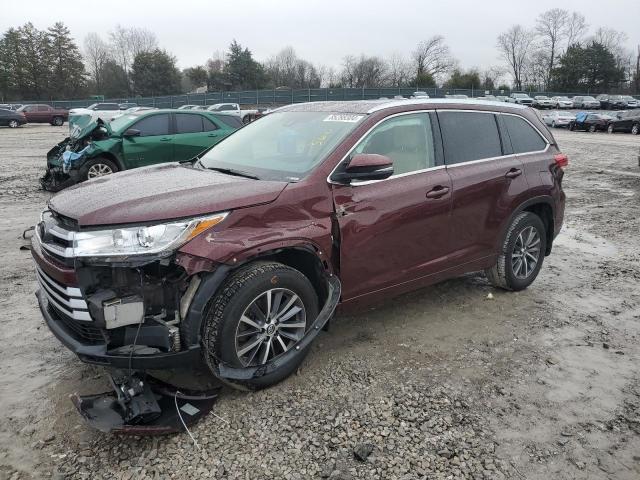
123 128 140 137
332 153 394 184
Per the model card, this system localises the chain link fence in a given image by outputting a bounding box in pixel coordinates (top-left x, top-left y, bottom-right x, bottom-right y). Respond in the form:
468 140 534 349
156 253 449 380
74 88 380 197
13 87 640 109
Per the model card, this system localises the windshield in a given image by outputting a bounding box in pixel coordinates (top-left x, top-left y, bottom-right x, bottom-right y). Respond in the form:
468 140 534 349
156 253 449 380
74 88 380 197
199 111 365 181
109 114 138 132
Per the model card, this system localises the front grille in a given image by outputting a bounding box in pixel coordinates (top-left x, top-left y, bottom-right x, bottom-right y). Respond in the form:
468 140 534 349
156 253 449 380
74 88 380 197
47 304 104 344
36 265 91 321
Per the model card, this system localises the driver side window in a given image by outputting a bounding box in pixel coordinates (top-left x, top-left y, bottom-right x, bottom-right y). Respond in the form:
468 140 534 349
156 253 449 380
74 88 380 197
132 114 170 137
353 113 435 175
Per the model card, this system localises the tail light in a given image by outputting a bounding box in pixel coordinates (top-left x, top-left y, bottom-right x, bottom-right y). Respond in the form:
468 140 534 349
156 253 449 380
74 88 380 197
554 153 569 168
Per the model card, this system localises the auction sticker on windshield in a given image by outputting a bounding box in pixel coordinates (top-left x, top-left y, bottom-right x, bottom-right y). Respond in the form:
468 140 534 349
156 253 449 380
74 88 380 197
323 114 364 122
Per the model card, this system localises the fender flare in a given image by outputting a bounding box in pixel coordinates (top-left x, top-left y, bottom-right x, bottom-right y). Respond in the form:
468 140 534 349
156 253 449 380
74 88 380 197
180 243 331 347
497 195 556 254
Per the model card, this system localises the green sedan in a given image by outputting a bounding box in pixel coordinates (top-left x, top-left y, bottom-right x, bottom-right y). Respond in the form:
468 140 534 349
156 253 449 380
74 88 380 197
41 109 243 191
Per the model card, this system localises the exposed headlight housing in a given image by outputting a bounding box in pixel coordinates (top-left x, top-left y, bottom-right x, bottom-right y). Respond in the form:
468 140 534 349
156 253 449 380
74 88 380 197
71 212 228 258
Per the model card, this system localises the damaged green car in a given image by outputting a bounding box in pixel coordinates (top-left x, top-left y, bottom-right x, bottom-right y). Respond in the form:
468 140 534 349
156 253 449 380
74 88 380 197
41 109 242 191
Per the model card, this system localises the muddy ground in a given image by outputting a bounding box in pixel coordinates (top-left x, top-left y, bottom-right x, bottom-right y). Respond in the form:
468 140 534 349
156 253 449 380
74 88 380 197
0 123 639 480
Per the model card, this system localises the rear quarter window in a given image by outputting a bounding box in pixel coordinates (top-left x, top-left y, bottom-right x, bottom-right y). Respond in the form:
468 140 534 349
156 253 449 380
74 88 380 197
502 115 547 154
212 114 243 129
438 111 502 164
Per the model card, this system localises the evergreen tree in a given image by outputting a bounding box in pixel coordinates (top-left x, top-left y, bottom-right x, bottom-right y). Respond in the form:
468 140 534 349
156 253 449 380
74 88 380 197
225 40 266 90
47 22 86 99
131 49 181 96
551 41 625 92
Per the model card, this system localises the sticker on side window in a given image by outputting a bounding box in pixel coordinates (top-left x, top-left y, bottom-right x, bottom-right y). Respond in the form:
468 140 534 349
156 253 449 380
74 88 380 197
323 114 363 123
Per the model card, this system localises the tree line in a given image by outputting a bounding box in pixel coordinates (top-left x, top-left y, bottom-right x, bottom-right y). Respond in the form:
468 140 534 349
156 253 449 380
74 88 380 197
1 14 639 102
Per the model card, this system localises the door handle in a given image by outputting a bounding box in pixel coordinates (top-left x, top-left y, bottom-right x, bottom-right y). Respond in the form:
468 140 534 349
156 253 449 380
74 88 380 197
159 137 172 142
426 185 450 199
207 133 219 137
505 168 522 179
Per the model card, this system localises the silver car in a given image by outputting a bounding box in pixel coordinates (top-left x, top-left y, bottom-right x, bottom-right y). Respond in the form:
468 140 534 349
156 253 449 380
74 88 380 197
543 111 576 128
572 96 600 109
533 96 555 109
551 96 573 109
620 96 639 109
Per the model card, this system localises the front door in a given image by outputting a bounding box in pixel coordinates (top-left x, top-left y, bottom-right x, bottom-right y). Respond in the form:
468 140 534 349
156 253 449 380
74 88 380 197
331 112 453 301
122 113 174 168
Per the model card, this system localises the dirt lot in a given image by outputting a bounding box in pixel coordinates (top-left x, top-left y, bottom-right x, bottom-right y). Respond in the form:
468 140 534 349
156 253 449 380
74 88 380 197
0 123 639 480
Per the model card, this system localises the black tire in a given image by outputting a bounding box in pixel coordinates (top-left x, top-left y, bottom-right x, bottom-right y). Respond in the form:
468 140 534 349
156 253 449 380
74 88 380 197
568 123 575 131
51 116 64 126
485 212 547 292
632 124 639 135
607 124 614 134
202 261 319 390
551 121 556 128
79 157 118 181
588 125 596 133
242 115 251 125
8 119 19 128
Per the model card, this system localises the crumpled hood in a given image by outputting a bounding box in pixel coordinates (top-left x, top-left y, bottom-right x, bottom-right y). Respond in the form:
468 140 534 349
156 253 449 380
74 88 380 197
69 117 111 140
48 163 288 226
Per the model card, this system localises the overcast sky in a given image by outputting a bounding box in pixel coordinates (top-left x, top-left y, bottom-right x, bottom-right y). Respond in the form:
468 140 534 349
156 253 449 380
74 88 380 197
3 0 640 71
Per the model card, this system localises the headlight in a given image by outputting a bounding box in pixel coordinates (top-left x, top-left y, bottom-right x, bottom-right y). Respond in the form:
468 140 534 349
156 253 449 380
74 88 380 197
72 212 228 258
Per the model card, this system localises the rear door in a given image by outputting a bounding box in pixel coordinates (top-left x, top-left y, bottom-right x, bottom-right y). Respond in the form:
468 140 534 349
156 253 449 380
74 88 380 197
121 113 173 168
438 110 529 264
331 112 453 300
172 113 212 161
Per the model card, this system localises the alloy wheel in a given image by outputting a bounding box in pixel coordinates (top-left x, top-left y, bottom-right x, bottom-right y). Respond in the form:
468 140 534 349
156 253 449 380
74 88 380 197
8 120 18 128
589 125 596 132
87 163 113 178
234 288 307 367
607 124 614 134
511 226 541 280
632 124 639 135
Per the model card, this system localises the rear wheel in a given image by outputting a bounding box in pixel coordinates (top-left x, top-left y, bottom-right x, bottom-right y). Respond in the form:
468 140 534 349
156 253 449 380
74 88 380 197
551 121 556 128
80 157 119 181
607 124 614 134
51 116 64 126
588 125 596 133
632 124 639 135
8 120 19 128
485 212 547 291
568 123 575 131
202 261 319 390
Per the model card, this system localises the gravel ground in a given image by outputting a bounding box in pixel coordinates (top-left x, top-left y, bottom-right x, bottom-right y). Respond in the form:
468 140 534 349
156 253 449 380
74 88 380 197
0 123 639 480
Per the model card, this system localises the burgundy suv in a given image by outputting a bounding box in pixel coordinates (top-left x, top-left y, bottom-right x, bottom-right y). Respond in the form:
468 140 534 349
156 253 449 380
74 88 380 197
32 99 566 390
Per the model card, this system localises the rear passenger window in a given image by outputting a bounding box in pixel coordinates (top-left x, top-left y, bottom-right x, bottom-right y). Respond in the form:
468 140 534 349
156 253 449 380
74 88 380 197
176 114 203 134
203 117 219 131
503 115 547 154
438 112 502 164
353 113 435 175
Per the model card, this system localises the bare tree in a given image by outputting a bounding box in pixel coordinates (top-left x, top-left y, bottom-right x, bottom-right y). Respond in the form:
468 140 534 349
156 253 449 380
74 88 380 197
592 27 632 73
340 54 387 88
109 25 157 75
635 45 640 94
565 12 587 47
497 25 535 90
386 52 411 87
264 47 320 88
535 8 569 86
411 35 454 80
83 33 110 90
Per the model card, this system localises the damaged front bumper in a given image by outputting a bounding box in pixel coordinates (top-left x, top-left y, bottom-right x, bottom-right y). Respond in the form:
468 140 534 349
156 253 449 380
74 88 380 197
36 289 202 369
40 166 80 192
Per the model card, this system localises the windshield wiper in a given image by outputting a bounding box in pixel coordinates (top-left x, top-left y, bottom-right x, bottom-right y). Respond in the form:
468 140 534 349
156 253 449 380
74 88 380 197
206 167 260 180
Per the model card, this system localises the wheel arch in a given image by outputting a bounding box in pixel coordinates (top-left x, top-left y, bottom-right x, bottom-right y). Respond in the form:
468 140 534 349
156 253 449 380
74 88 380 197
180 245 332 347
501 196 556 257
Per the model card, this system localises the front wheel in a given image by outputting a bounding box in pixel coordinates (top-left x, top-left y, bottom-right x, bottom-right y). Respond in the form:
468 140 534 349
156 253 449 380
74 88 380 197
79 157 119 181
551 121 556 128
202 261 319 390
632 124 639 135
588 125 596 133
8 120 19 128
485 212 547 291
51 116 64 126
607 124 614 134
